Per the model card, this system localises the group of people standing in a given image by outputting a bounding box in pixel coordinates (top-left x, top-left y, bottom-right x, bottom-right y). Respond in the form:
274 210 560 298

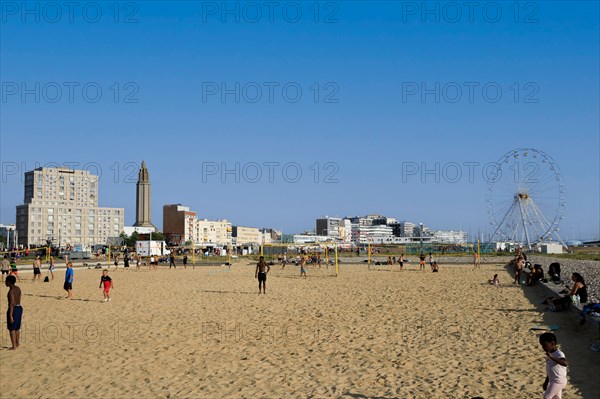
2 254 116 350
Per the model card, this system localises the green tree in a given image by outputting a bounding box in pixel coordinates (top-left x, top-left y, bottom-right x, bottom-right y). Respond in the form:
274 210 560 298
151 231 166 241
128 231 140 247
119 232 129 247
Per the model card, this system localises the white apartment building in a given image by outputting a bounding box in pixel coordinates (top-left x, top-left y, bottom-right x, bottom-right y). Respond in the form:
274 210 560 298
432 230 468 244
339 219 352 242
232 226 260 245
196 219 232 246
293 234 331 244
398 221 417 237
15 167 124 248
258 228 282 245
356 225 394 245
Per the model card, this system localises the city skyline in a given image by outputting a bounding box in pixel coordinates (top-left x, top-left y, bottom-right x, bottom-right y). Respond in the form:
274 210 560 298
1 159 598 242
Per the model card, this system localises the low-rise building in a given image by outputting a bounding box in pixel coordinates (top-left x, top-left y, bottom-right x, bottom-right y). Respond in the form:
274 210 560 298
232 226 260 246
293 234 332 244
163 204 197 245
0 224 17 249
432 230 468 244
196 219 232 246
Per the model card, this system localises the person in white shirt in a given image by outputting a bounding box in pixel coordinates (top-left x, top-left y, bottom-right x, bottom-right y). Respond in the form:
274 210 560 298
539 333 568 399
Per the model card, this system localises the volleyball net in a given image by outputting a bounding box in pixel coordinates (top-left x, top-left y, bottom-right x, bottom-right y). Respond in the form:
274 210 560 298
260 242 339 276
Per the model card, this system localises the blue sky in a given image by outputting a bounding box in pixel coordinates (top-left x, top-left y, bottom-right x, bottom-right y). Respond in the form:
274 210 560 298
1 1 599 240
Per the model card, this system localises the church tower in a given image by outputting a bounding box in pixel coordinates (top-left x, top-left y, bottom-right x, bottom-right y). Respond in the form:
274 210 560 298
133 161 155 228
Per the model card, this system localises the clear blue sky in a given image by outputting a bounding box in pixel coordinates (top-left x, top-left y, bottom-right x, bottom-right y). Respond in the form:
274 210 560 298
1 1 599 241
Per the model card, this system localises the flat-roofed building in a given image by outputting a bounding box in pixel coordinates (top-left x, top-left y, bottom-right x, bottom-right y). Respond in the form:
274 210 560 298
196 219 232 246
232 226 260 246
163 204 197 245
15 167 123 248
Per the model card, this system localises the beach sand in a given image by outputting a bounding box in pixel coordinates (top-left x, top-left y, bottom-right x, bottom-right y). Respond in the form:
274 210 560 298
1 262 598 398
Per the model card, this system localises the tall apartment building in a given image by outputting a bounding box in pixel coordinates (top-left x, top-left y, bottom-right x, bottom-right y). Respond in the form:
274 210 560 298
15 167 124 248
163 204 197 245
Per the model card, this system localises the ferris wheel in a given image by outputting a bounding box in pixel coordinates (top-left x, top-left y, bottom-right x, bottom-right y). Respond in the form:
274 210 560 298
486 148 566 249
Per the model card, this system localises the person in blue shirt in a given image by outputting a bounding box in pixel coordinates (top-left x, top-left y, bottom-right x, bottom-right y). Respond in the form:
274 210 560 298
64 261 74 299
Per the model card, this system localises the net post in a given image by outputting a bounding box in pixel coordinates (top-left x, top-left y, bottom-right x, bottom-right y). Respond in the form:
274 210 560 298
335 243 339 277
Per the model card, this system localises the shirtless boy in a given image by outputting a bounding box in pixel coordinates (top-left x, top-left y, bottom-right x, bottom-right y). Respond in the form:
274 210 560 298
5 275 22 350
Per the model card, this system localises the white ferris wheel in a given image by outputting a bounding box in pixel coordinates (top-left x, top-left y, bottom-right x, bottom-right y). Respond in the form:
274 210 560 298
486 148 567 249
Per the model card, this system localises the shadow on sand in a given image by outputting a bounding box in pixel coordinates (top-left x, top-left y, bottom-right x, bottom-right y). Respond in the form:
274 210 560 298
200 290 255 295
23 293 95 302
276 274 337 279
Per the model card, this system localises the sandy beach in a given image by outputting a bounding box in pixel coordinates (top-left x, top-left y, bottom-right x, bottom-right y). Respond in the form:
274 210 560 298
1 261 598 399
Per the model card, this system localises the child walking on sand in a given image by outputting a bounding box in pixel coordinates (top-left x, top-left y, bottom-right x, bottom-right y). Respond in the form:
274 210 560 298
300 256 307 279
9 258 20 281
99 269 114 302
539 332 568 399
64 261 74 299
419 253 426 271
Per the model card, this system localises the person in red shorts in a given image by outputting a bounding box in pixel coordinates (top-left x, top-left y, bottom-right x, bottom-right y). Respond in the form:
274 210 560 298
99 269 114 302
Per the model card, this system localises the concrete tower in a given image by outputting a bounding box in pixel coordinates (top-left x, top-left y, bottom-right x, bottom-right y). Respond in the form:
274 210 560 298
133 161 155 228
